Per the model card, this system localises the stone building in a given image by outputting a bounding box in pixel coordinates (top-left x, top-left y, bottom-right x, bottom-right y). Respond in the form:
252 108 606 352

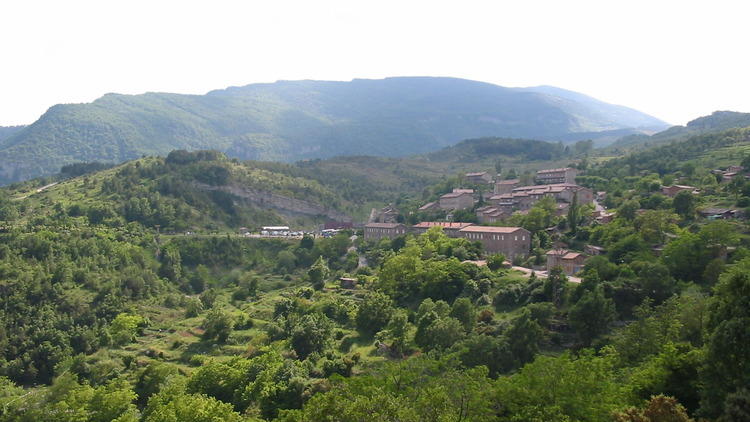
438 191 475 210
458 226 531 258
536 167 578 184
411 221 474 237
363 223 408 241
546 249 587 275
661 185 698 198
494 179 520 195
465 171 493 184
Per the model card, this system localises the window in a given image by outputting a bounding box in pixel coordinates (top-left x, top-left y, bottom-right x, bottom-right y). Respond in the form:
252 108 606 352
514 236 518 241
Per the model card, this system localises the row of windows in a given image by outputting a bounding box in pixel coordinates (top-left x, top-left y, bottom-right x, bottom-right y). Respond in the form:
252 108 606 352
366 228 405 234
463 233 526 241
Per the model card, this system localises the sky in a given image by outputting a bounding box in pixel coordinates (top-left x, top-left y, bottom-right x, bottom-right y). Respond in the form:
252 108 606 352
1 0 749 126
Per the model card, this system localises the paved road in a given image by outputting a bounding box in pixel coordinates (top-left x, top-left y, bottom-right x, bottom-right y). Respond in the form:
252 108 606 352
512 265 581 283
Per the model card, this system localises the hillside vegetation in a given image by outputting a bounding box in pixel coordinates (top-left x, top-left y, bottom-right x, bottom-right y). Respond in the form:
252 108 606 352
0 77 667 184
608 111 750 152
3 128 750 421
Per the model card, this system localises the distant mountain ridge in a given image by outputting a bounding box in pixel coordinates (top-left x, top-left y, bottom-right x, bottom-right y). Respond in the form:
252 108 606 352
609 110 750 150
0 76 668 184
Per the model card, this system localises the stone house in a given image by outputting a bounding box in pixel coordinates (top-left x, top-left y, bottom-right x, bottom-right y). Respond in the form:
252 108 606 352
536 167 578 184
458 226 531 258
339 277 358 289
465 172 493 184
698 208 736 220
546 249 587 275
363 223 408 241
661 185 698 198
475 206 510 224
494 179 520 195
411 221 474 237
438 191 475 210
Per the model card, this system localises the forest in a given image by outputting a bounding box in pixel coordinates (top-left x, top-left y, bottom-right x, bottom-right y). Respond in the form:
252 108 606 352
2 131 750 421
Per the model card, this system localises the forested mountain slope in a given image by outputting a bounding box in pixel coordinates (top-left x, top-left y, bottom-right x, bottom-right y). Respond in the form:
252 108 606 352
0 77 667 184
609 111 750 152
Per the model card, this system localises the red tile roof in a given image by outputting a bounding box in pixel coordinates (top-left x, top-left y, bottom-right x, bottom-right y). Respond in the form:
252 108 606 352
365 223 404 229
537 167 575 174
413 222 474 229
459 225 525 234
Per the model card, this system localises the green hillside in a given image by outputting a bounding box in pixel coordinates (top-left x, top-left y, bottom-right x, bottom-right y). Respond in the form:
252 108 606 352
608 111 750 152
3 133 750 420
6 151 371 232
0 77 667 184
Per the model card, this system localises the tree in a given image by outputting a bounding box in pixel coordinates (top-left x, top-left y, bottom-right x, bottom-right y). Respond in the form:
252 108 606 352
568 286 616 346
136 363 180 406
495 351 623 422
452 334 513 378
202 308 234 343
290 313 333 359
723 388 750 422
700 259 750 416
143 380 244 422
544 267 568 308
110 313 145 346
159 244 182 282
486 253 506 271
380 309 410 356
450 297 476 333
308 256 330 290
614 395 694 422
634 210 678 245
505 309 544 366
276 250 297 274
618 199 641 221
568 191 580 233
417 316 465 351
355 291 394 335
672 190 695 219
299 234 315 250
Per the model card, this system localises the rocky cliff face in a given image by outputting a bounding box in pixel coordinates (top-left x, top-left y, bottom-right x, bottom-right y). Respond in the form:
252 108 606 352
196 182 350 221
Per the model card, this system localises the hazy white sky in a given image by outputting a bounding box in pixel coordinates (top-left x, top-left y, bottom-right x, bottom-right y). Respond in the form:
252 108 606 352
1 0 749 126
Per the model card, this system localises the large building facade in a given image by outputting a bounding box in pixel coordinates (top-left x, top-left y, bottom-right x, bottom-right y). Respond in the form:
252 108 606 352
363 222 531 258
457 226 531 258
363 223 408 241
536 167 578 184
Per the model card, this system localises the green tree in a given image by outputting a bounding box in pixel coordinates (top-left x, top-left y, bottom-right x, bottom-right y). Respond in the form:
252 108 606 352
379 309 410 356
450 297 476 333
614 395 694 422
136 363 181 407
486 253 506 271
109 313 145 346
506 309 544 366
618 199 641 221
568 191 580 233
700 258 750 417
143 380 244 422
355 291 394 335
290 313 333 359
308 256 330 290
276 250 297 274
672 190 695 219
496 351 623 422
202 308 234 343
568 286 616 346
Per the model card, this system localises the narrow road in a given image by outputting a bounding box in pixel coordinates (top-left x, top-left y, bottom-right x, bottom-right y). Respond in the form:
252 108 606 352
512 265 581 283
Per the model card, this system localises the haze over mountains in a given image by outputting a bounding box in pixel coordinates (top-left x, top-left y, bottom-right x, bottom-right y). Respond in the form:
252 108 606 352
0 76 670 184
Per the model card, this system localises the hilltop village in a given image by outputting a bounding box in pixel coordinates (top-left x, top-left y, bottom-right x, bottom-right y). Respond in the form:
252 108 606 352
363 165 747 277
